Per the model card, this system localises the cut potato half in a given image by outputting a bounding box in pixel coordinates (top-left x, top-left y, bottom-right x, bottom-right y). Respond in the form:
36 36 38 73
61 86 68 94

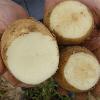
1 18 59 85
44 0 94 44
55 46 100 92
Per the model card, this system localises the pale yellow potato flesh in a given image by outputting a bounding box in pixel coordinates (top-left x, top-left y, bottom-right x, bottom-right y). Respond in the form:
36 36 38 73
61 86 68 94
64 52 100 91
50 1 93 39
6 32 59 85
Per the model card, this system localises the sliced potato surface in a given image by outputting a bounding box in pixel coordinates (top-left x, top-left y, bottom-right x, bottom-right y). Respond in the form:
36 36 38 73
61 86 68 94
1 18 59 85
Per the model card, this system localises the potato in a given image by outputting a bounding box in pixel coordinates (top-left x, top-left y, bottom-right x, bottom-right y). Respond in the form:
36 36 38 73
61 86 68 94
1 18 59 85
44 0 94 44
55 46 100 92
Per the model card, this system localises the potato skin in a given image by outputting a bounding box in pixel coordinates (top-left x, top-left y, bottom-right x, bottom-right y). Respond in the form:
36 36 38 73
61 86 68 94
55 46 96 92
1 18 58 85
44 0 94 45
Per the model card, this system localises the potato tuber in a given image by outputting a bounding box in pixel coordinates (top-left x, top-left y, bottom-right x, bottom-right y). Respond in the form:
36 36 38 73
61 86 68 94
1 18 59 85
55 46 100 92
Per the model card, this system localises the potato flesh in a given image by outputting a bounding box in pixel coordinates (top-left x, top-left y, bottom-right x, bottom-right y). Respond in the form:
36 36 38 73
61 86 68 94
64 52 100 90
50 1 93 39
6 32 59 85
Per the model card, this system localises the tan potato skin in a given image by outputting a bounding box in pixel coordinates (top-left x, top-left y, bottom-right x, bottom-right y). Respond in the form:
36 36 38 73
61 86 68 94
44 0 94 45
1 18 58 86
55 46 97 92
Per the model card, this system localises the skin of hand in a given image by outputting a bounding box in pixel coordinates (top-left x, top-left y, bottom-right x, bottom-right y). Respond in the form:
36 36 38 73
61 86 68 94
0 0 100 91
